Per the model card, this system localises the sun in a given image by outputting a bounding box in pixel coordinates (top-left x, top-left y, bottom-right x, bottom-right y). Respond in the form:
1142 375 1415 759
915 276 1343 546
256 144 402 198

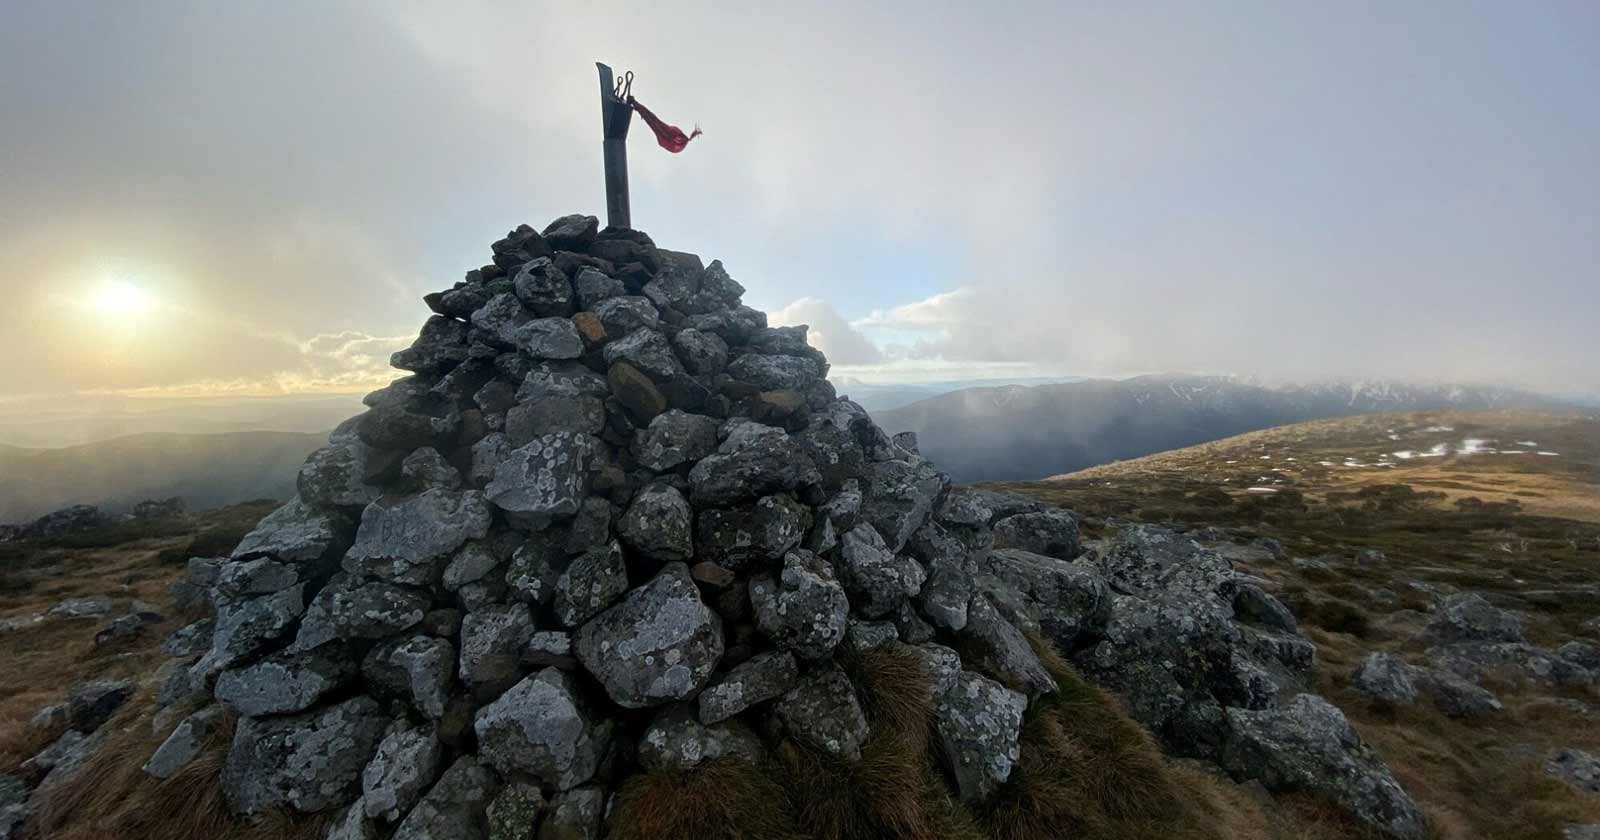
92 279 154 316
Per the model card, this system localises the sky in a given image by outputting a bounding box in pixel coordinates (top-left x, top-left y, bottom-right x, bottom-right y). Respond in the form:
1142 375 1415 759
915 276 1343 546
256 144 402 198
3 0 1597 406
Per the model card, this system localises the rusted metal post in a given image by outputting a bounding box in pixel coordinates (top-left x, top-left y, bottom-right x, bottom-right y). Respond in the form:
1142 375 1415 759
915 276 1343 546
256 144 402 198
597 62 633 229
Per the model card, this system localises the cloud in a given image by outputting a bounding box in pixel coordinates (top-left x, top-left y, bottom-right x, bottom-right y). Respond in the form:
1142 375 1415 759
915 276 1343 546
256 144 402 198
769 297 883 366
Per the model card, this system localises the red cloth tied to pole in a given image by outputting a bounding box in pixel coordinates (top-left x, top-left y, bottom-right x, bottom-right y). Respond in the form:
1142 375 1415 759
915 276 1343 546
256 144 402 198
629 97 701 153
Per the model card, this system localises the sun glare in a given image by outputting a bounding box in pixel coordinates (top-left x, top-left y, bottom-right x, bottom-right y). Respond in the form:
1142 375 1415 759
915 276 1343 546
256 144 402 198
92 279 154 316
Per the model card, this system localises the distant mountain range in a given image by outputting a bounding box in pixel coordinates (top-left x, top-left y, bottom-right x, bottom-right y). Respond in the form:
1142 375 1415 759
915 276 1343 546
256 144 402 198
872 374 1576 482
0 431 326 523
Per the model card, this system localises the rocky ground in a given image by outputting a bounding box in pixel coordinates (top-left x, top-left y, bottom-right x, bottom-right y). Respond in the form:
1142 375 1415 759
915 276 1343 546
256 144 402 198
1 219 1594 840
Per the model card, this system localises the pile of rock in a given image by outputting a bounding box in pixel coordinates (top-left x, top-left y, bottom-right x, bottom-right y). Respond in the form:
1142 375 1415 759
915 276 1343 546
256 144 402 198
69 216 1425 839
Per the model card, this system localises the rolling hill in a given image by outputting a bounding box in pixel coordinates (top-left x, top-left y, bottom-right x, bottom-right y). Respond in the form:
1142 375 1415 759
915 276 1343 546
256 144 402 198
872 374 1573 482
0 430 326 523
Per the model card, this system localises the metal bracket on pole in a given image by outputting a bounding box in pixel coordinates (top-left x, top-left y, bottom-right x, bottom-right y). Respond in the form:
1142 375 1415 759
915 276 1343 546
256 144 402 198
597 62 633 230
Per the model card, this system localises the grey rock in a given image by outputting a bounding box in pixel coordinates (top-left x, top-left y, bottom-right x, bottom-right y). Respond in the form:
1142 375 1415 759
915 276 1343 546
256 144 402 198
574 563 725 709
961 595 1057 698
94 613 146 647
326 799 382 840
363 635 456 719
1559 640 1600 671
554 541 630 628
144 705 225 779
486 433 600 528
193 584 307 677
401 448 462 490
505 537 560 607
858 458 948 552
573 267 625 309
698 651 800 725
517 317 584 360
294 576 429 652
836 523 924 619
542 215 598 250
300 437 383 509
846 619 899 653
469 433 513 488
1351 653 1418 705
506 396 606 445
1546 748 1600 794
750 550 850 660
524 630 576 669
223 696 389 816
991 509 1080 560
392 755 498 840
68 678 134 732
443 541 502 592
1233 583 1299 632
602 328 684 384
217 648 355 717
891 431 919 455
459 603 536 696
972 547 1109 649
726 354 822 392
1412 667 1502 718
232 496 352 567
618 484 694 563
672 328 729 376
1426 641 1593 688
215 557 302 600
694 494 811 571
688 420 820 507
46 595 113 619
632 410 718 472
391 316 469 374
907 643 964 702
1564 825 1600 840
1422 593 1524 645
937 488 1044 530
513 258 575 317
1221 695 1426 840
517 363 612 402
565 497 614 554
345 490 493 585
475 668 608 790
1 774 30 840
538 786 605 840
29 727 110 803
773 665 869 762
594 296 661 338
487 782 546 840
639 705 763 770
934 671 1027 802
363 724 445 822
472 293 532 347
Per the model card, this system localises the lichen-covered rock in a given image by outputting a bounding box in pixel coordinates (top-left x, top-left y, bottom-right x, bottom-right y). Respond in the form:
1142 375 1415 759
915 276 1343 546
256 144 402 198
574 563 724 709
232 496 352 567
486 433 600 528
364 635 455 719
1422 593 1524 645
539 786 606 840
749 550 849 660
698 650 799 725
517 318 584 360
459 603 535 697
401 447 463 491
1411 667 1502 718
726 353 822 392
618 484 694 563
1221 695 1426 840
1351 653 1418 705
632 410 718 472
554 541 630 628
506 396 606 444
363 723 445 823
344 490 493 585
392 755 498 840
294 576 430 652
857 458 948 552
300 435 383 509
487 782 545 840
694 494 811 571
144 705 224 780
1546 748 1600 795
934 671 1027 802
506 538 560 607
513 258 575 317
773 665 869 762
688 420 820 507
192 584 306 677
672 328 729 376
972 547 1109 649
845 619 899 653
1233 583 1299 633
68 678 134 732
595 296 660 338
474 668 608 790
223 696 389 815
639 705 763 770
836 523 925 618
217 648 355 717
991 509 1080 560
960 595 1057 698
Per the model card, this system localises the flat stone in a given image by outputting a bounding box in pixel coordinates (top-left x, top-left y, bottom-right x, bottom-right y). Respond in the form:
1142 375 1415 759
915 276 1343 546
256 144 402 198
934 671 1027 802
144 706 225 779
474 668 608 790
345 490 493 585
217 648 355 717
363 724 445 823
574 563 725 709
486 433 600 528
698 650 800 725
223 696 389 816
773 665 869 762
232 496 352 567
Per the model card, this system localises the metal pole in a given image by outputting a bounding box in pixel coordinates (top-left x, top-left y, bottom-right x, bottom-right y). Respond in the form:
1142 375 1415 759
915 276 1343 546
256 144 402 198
596 62 633 230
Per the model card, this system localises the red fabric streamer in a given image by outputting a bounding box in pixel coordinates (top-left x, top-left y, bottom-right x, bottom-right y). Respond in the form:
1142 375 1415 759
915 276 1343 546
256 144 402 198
629 97 702 153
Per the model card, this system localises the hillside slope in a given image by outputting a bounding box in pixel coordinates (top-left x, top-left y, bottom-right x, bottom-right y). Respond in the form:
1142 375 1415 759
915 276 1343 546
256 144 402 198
0 431 325 522
872 375 1570 482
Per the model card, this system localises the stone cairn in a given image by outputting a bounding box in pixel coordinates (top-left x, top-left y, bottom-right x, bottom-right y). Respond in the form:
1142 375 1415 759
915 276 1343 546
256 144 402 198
141 214 1427 840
